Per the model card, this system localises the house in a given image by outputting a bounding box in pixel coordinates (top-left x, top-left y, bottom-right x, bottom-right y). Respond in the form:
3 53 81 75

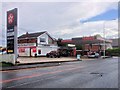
111 38 119 48
18 31 58 56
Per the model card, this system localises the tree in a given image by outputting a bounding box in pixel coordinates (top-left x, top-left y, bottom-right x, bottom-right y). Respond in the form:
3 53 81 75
76 45 83 50
57 38 67 47
57 38 63 46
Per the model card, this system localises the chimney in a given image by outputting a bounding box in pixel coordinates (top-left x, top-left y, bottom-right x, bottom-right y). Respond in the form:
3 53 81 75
26 32 29 35
26 32 29 39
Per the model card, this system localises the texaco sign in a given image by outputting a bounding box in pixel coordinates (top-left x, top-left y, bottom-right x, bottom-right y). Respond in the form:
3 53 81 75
8 13 14 24
7 8 17 54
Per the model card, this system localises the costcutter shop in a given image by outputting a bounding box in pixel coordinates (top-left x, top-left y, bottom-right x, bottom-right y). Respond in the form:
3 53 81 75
72 35 112 55
18 31 58 57
60 39 76 57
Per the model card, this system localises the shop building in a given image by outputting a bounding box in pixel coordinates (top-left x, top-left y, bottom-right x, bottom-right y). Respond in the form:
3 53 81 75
72 35 112 55
18 31 58 57
59 39 76 56
111 38 119 48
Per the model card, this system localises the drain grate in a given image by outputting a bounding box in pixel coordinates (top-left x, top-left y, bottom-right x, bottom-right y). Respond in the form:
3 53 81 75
90 72 104 76
90 72 100 74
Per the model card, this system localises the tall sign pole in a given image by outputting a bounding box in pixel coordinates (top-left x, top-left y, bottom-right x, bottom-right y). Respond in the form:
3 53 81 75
7 8 18 62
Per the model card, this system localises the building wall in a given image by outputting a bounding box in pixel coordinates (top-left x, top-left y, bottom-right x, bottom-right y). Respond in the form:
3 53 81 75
84 43 112 52
84 44 100 52
92 45 100 52
37 33 48 45
37 32 57 46
18 47 30 56
37 45 58 56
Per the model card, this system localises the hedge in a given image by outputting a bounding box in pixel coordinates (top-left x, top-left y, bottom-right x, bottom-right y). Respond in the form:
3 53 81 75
106 48 120 56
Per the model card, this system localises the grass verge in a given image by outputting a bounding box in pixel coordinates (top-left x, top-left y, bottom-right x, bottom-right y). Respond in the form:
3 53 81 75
0 62 14 67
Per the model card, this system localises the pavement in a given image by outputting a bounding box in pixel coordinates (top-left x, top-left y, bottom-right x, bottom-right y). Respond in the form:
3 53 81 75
1 57 79 71
1 57 118 88
0 57 110 71
17 57 78 64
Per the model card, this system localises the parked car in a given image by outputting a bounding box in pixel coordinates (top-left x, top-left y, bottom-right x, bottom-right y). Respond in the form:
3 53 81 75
88 52 99 58
0 51 2 55
46 51 60 58
60 51 69 57
0 50 7 55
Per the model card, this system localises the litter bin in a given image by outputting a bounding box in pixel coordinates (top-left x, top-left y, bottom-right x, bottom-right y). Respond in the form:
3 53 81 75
77 54 81 60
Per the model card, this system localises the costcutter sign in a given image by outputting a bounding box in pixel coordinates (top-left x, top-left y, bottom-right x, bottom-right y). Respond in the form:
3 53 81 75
7 8 17 54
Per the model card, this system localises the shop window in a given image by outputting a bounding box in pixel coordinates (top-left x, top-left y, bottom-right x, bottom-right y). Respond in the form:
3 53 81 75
38 50 41 54
52 41 54 44
40 37 45 42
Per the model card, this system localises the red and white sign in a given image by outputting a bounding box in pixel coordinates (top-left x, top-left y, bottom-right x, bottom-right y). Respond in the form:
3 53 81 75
8 13 14 24
32 48 36 53
82 36 95 41
19 47 25 53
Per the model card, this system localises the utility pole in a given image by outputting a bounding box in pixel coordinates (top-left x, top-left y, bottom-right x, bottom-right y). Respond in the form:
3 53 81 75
103 19 116 58
103 21 106 58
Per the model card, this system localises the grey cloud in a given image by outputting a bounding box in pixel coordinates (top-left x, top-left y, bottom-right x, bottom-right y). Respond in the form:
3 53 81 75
1 2 118 46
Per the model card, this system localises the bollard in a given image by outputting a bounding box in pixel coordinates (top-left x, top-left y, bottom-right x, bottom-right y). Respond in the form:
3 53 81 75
77 54 81 61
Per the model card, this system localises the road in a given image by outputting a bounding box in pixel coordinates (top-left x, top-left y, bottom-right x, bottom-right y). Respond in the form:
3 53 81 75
0 57 118 88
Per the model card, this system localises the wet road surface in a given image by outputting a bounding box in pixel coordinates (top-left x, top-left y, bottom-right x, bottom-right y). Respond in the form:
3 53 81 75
1 57 118 88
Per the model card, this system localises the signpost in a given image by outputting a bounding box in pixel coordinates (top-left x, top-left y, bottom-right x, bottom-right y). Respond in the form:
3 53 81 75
7 8 18 63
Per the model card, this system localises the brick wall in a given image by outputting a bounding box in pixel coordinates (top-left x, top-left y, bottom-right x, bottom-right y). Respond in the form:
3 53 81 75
84 44 101 52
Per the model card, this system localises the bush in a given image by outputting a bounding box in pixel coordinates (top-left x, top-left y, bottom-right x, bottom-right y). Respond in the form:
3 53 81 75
106 48 120 56
76 45 83 50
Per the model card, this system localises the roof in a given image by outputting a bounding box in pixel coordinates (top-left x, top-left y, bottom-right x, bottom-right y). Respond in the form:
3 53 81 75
61 39 74 44
18 31 46 39
72 35 112 44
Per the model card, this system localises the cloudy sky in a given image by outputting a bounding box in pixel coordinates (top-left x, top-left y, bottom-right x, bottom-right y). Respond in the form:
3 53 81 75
1 0 119 46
